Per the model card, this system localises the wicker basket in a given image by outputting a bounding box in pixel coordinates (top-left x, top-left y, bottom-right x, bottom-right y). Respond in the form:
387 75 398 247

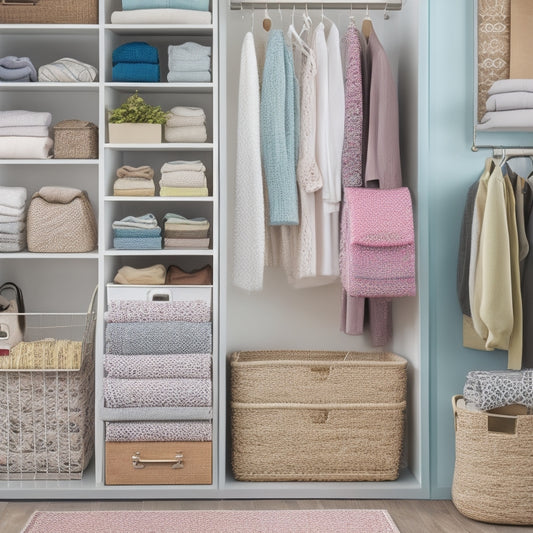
0 0 98 24
53 120 98 159
451 395 533 525
231 351 407 404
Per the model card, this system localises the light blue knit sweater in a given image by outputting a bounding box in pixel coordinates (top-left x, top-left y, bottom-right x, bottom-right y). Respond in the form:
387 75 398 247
260 30 300 226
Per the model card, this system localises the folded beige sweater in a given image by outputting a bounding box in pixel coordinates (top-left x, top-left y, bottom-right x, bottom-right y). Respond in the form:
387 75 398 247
113 264 167 285
116 165 155 179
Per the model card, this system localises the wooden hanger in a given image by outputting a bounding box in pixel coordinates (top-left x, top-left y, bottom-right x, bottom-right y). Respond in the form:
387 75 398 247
362 5 373 39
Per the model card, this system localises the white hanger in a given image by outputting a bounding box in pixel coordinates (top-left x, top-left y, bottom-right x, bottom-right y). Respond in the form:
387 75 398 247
299 5 313 38
321 3 335 29
383 2 390 20
287 21 311 58
362 4 374 39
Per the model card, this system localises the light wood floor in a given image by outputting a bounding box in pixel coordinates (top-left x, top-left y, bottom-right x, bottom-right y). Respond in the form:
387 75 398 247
0 499 532 533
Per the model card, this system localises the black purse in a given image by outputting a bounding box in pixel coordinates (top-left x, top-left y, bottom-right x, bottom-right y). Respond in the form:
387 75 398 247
0 282 25 352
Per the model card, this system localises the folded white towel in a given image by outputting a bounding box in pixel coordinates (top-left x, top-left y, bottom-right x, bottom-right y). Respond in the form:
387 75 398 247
38 57 98 82
0 213 24 223
165 113 206 127
113 178 156 191
0 136 53 159
164 125 207 143
478 109 533 131
0 110 52 128
168 106 205 117
0 186 27 209
161 160 206 173
112 213 159 229
0 231 25 244
110 8 212 24
488 79 533 95
160 171 207 188
0 126 49 137
0 221 25 234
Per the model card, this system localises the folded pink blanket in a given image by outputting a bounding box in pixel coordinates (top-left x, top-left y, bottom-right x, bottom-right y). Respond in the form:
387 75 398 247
105 299 210 323
345 187 416 298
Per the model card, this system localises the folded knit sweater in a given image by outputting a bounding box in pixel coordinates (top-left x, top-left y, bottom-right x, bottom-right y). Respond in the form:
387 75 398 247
112 42 159 65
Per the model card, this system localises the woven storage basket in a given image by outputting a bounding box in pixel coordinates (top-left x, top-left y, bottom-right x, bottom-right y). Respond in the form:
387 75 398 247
53 120 98 159
0 0 98 24
230 351 407 404
451 395 533 525
0 291 96 479
231 402 406 481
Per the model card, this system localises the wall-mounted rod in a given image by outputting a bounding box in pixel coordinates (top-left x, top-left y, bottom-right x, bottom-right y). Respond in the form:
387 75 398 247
230 0 402 10
493 148 533 158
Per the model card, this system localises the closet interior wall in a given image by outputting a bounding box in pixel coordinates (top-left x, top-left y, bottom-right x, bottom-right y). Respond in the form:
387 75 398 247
221 0 428 498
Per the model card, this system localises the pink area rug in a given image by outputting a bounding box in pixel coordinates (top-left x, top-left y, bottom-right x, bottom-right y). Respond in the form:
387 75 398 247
22 509 400 533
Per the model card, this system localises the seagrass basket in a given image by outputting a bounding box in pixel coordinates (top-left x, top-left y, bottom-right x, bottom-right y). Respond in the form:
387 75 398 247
451 395 533 525
53 120 98 159
0 0 98 24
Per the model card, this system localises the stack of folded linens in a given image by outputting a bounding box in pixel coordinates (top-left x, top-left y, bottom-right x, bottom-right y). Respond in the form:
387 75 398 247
114 165 155 196
167 42 211 82
112 42 160 83
110 0 212 25
112 213 162 250
159 160 208 196
0 186 27 252
0 110 53 159
38 57 98 82
163 213 210 249
0 56 36 82
164 106 207 143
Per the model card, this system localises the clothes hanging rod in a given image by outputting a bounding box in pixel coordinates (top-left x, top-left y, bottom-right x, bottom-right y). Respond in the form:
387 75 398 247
230 0 402 10
492 148 533 157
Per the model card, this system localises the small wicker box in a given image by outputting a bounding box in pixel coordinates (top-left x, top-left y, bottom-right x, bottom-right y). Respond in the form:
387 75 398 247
53 120 98 159
452 395 533 525
0 0 98 24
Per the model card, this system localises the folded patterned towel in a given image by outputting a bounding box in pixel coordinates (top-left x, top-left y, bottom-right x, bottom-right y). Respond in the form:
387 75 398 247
0 110 52 128
165 113 206 127
478 109 533 131
122 0 210 11
111 8 212 24
113 227 161 238
38 57 98 82
165 228 209 239
116 165 154 179
0 221 25 234
113 264 166 285
159 186 209 197
164 125 207 143
0 55 37 82
161 160 206 172
105 421 212 442
112 213 158 229
0 136 53 159
113 42 159 65
0 126 49 137
105 299 210 323
169 106 206 117
104 353 212 379
113 236 162 250
100 406 212 421
113 178 155 195
0 186 26 209
112 62 160 83
104 377 212 408
105 321 212 355
167 71 211 82
160 172 207 188
165 237 210 249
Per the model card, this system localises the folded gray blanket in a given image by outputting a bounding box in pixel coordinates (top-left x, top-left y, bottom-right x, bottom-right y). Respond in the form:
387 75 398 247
0 110 52 128
0 126 49 137
464 370 533 410
104 353 211 379
105 299 210 323
105 421 212 442
100 406 212 421
0 56 37 82
104 377 212 408
105 321 212 354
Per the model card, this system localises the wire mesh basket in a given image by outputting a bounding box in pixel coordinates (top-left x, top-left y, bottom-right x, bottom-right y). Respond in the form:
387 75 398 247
0 289 96 480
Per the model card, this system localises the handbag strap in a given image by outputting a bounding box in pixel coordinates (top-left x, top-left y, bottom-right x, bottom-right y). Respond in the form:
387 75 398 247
0 282 25 331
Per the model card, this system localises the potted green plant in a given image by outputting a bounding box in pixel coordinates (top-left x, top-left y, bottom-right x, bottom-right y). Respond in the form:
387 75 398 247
108 92 167 144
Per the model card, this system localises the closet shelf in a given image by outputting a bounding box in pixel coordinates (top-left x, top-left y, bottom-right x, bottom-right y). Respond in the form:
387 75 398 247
0 251 99 259
105 82 213 93
105 143 214 151
0 159 99 165
104 24 213 36
0 83 99 92
104 196 214 202
0 24 99 34
105 249 213 256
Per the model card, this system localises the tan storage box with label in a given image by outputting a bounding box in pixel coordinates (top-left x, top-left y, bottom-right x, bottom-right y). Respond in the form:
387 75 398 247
0 0 98 24
105 441 212 485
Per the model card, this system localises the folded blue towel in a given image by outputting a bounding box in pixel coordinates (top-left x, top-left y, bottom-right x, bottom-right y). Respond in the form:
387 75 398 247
122 0 210 12
113 237 162 250
112 63 160 82
0 56 37 82
113 227 162 238
112 42 159 65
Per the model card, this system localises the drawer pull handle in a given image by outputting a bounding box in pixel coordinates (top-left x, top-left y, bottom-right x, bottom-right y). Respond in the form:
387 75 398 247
131 452 184 469
1 1 39 5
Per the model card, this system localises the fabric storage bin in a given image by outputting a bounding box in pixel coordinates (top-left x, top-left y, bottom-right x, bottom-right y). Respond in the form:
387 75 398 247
105 441 212 485
231 350 407 404
53 120 98 159
106 284 212 307
452 395 533 525
27 186 97 253
0 0 98 24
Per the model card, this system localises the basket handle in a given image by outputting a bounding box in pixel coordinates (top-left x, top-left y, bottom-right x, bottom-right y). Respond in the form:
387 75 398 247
147 288 172 302
87 286 98 315
452 394 462 432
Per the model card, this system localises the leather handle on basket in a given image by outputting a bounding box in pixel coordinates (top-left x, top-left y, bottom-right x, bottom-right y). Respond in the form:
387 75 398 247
452 395 461 432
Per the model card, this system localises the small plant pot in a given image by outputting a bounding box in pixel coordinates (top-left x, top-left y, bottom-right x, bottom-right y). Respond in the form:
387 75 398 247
108 123 162 144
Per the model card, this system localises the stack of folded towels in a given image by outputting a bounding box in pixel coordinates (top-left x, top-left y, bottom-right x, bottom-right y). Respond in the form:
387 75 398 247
110 0 211 25
478 79 533 131
163 213 210 249
103 297 213 441
159 160 208 196
0 186 27 252
0 56 36 82
112 42 160 83
167 42 211 82
112 213 162 250
38 57 98 82
0 110 53 159
164 106 207 143
113 165 155 196
112 263 213 285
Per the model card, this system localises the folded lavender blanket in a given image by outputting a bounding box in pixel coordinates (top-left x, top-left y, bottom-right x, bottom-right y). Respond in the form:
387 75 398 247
105 299 210 323
104 377 212 408
100 406 212 421
105 321 212 354
104 353 212 379
0 56 37 82
106 421 212 442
